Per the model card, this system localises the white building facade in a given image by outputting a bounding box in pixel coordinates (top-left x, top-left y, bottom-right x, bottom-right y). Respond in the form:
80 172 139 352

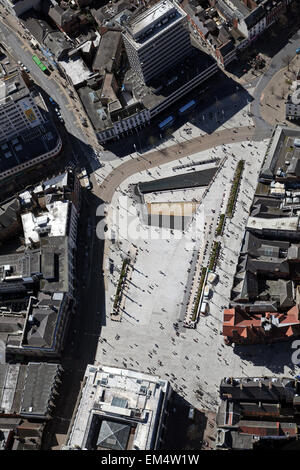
0 76 44 142
123 0 191 84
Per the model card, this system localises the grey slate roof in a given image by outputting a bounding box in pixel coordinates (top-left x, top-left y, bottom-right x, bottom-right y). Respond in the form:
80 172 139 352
20 362 59 417
0 363 59 418
0 198 20 229
26 308 57 349
92 31 122 74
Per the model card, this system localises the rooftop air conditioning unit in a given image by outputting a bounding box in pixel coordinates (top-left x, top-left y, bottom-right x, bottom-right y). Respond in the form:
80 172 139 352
139 385 147 395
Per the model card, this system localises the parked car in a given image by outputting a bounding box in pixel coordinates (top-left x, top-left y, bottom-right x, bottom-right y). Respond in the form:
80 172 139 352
296 48 300 54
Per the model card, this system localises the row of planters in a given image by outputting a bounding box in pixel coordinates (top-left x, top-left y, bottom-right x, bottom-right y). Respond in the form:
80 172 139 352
226 160 245 218
112 258 130 315
208 241 221 272
215 213 225 236
190 241 222 323
191 267 207 323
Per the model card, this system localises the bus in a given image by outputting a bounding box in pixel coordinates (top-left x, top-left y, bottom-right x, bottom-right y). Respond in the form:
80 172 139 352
158 115 174 130
178 99 196 115
32 55 48 74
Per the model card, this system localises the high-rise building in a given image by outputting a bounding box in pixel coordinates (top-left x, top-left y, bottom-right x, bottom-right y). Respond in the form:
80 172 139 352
0 72 44 142
123 0 191 84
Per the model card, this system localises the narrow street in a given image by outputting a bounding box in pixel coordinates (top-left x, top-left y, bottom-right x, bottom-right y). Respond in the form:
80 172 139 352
42 189 106 450
0 2 299 451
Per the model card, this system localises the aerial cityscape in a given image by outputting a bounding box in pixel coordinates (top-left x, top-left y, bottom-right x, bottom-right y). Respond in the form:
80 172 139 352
0 0 300 455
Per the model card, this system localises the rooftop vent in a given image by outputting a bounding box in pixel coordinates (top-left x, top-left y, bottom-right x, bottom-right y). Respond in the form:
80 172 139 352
139 385 147 395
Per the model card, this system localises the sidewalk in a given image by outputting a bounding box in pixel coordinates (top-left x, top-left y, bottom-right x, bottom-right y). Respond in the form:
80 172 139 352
0 6 99 149
95 125 260 203
260 54 300 128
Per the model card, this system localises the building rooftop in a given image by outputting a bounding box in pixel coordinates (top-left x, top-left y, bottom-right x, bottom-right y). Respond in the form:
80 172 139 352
92 30 122 75
0 73 28 105
67 364 170 450
0 362 60 418
59 55 95 87
0 100 60 176
21 200 70 245
0 171 78 357
246 216 300 233
216 375 300 449
20 10 71 60
126 0 183 44
260 125 300 182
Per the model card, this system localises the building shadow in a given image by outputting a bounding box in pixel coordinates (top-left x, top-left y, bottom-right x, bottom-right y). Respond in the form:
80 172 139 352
227 6 300 79
103 72 254 159
233 339 297 374
162 391 207 450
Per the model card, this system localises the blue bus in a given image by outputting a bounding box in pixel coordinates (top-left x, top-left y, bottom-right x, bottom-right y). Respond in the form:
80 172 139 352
158 115 174 130
178 99 196 115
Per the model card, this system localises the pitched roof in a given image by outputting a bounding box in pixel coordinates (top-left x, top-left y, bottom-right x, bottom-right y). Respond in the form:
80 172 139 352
97 420 131 450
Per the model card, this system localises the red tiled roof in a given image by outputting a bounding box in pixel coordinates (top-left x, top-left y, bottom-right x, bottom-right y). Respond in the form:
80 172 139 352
223 306 300 344
239 422 279 436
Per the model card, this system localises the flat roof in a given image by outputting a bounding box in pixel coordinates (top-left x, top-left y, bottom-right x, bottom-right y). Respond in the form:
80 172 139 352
60 55 94 87
138 167 217 193
125 0 185 45
247 216 300 232
0 73 28 105
77 84 111 131
67 364 169 450
0 121 60 176
92 31 121 74
260 126 300 180
129 0 177 35
21 200 70 246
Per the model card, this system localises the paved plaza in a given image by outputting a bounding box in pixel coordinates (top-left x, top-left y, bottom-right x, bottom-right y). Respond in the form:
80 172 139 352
95 136 300 411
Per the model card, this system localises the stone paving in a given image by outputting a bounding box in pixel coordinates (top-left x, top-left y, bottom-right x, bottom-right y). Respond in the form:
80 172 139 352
260 54 300 127
90 97 254 188
94 137 300 411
